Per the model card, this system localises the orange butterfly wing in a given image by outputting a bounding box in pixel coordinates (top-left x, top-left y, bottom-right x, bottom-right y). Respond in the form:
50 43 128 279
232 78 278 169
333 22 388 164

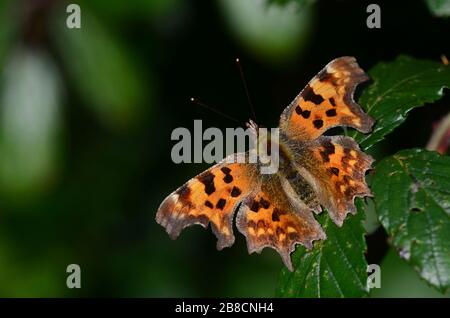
280 56 374 141
278 56 374 228
156 156 257 250
294 136 374 226
157 154 326 267
235 175 325 271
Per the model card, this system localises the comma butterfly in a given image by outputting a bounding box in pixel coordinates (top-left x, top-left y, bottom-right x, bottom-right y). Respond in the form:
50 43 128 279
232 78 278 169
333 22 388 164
156 57 374 270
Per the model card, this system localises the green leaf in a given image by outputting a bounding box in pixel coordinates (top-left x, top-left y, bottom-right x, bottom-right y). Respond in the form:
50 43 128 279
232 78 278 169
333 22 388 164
425 0 450 17
351 55 450 150
276 202 368 297
372 149 450 293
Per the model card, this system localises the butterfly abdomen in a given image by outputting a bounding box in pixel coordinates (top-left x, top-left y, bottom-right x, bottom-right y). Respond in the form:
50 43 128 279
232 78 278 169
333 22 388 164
274 139 320 211
287 172 319 207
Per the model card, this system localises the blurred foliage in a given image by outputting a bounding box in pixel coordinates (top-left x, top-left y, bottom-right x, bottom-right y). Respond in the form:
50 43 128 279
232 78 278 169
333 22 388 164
52 7 149 130
269 0 316 7
363 197 380 235
426 0 450 17
0 48 62 197
219 0 314 65
0 1 17 66
77 0 181 20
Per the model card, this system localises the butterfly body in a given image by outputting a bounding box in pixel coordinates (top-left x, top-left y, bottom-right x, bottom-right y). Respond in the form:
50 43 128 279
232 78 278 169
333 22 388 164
157 57 374 270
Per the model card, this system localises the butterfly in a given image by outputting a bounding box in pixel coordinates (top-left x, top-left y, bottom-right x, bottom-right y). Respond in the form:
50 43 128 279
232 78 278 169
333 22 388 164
156 57 374 271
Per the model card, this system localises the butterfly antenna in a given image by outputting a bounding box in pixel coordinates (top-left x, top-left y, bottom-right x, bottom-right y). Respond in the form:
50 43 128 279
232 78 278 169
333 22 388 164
190 97 241 125
235 58 257 122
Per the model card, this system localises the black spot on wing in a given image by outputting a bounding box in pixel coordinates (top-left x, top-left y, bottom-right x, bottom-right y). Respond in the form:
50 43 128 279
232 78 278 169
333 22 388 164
259 198 270 209
221 166 233 183
302 84 325 105
249 200 260 212
329 167 340 176
216 198 226 210
197 171 215 195
319 140 336 162
329 97 336 107
294 105 312 119
272 210 280 222
223 174 233 183
301 110 311 119
230 186 241 197
318 69 333 82
272 208 286 222
323 140 336 155
205 200 214 209
326 109 337 117
221 167 231 174
313 119 324 129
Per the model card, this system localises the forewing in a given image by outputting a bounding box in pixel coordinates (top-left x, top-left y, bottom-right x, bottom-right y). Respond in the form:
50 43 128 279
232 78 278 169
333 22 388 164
156 156 258 250
280 56 374 141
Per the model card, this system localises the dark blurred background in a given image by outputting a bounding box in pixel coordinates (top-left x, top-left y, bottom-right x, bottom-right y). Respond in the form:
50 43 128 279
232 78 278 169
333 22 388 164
0 0 448 297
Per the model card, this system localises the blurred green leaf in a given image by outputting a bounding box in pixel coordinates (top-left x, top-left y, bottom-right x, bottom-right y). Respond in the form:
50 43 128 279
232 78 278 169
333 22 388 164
351 55 450 150
78 0 181 20
425 0 450 17
52 9 149 130
363 197 380 235
276 202 368 297
372 149 450 293
268 0 316 7
219 0 314 65
0 0 17 65
0 47 62 196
